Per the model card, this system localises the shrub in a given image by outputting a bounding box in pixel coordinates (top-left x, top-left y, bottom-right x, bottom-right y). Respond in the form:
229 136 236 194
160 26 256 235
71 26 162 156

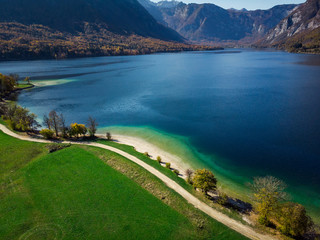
217 192 229 206
173 169 179 175
165 163 171 169
40 129 55 139
46 143 71 153
144 152 149 157
106 132 112 141
70 123 87 138
157 156 162 164
6 119 16 130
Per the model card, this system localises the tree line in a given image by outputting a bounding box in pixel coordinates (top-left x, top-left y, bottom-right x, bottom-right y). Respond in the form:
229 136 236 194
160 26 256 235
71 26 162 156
40 110 100 140
0 103 104 140
0 22 221 61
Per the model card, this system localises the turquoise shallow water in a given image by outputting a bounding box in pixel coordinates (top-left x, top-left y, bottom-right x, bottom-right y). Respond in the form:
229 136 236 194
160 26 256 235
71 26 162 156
0 49 319 222
99 125 320 223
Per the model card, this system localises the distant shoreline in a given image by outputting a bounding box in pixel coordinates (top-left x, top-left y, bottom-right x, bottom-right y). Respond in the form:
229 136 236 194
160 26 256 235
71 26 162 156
0 47 224 62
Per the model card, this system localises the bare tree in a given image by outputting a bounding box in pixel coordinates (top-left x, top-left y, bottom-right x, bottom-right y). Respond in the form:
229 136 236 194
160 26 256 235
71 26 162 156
87 116 98 137
43 114 51 129
250 176 288 225
185 169 194 184
49 110 60 136
59 113 67 137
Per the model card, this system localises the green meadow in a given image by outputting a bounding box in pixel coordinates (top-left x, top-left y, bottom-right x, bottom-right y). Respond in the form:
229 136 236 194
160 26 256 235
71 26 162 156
0 130 248 240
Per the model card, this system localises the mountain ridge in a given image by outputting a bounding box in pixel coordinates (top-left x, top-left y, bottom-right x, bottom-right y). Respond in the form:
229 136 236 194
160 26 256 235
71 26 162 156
138 0 297 45
257 0 320 53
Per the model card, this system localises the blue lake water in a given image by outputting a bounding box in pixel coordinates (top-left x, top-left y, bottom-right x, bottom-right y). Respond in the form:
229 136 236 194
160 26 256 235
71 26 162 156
1 49 319 221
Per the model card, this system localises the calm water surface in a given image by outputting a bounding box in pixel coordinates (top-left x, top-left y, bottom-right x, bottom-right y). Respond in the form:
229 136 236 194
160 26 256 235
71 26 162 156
1 49 319 220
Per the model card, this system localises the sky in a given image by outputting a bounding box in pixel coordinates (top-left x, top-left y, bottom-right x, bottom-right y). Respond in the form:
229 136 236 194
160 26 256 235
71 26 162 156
152 0 305 10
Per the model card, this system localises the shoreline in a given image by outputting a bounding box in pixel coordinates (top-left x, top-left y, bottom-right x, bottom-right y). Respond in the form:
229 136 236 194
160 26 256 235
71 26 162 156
96 129 320 225
97 133 192 178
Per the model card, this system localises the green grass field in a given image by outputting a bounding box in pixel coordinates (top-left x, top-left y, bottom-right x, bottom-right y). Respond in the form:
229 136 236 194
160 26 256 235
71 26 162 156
0 130 248 240
15 84 33 90
95 139 192 189
94 139 248 223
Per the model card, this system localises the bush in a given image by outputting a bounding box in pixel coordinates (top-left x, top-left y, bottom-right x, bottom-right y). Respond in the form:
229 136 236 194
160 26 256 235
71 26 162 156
106 132 112 141
40 129 55 139
217 192 229 206
70 123 87 138
173 169 179 175
165 163 171 169
157 156 162 163
46 143 71 153
6 119 16 130
144 152 149 157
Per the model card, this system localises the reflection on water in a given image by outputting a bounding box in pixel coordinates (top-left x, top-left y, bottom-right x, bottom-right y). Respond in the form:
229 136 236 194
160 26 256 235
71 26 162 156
296 54 320 66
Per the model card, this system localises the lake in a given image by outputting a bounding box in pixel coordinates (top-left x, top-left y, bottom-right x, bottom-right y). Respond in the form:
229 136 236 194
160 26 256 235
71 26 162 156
1 49 319 221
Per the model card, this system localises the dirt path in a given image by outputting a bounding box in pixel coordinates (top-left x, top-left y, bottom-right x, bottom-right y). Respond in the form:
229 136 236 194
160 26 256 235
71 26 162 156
0 124 276 240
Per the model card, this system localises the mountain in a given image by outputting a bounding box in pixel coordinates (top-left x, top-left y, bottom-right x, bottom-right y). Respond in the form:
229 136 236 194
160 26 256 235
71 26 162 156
157 0 180 8
138 0 297 44
258 0 320 53
0 0 183 42
0 0 223 60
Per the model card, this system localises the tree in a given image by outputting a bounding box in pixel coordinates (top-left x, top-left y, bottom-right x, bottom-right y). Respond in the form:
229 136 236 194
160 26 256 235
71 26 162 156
0 73 17 96
87 116 98 137
24 77 31 84
70 123 87 138
106 132 112 141
192 169 217 195
59 113 67 137
2 103 40 132
43 114 51 129
250 176 287 225
49 110 60 136
276 202 314 238
185 169 194 184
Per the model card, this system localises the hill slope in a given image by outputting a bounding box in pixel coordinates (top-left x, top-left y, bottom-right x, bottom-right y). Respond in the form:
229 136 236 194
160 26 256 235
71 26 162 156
0 0 182 41
139 0 296 44
0 0 222 60
258 0 320 53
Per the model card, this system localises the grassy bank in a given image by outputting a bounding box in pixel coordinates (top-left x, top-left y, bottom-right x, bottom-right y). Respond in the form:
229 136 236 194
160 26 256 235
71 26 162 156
0 130 248 240
15 83 33 90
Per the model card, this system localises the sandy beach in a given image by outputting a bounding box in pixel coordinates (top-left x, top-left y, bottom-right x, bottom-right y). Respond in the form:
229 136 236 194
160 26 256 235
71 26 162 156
97 134 193 178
